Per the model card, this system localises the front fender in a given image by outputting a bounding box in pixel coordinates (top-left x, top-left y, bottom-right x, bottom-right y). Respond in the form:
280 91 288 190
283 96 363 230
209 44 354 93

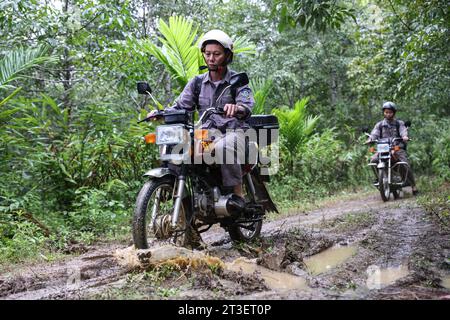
143 167 177 178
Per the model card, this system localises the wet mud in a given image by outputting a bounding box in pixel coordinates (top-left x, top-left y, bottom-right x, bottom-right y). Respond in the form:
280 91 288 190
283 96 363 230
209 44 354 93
1 192 449 300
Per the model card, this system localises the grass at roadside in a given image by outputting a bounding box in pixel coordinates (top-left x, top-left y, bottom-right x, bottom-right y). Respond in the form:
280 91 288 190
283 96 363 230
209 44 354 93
416 178 450 231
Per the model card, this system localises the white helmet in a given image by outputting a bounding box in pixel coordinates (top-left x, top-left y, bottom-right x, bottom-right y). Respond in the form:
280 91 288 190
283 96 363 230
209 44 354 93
198 29 234 52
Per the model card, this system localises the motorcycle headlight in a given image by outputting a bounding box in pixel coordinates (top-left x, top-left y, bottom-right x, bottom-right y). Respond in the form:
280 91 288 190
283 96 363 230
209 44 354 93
156 125 186 145
377 143 390 153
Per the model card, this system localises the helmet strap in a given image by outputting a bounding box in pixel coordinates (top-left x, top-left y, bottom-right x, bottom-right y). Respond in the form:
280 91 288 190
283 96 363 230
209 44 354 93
217 65 226 75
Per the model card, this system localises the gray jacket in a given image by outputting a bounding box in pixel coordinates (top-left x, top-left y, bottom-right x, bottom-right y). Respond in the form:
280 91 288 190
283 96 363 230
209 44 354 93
370 118 408 145
167 69 254 132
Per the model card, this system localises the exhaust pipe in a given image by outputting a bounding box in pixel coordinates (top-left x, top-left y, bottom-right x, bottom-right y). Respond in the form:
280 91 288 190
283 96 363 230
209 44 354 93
214 194 245 218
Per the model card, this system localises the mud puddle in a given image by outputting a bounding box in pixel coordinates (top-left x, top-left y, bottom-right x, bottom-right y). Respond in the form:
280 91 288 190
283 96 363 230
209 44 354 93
304 245 357 275
2 193 449 300
366 264 410 289
440 276 450 290
225 257 309 291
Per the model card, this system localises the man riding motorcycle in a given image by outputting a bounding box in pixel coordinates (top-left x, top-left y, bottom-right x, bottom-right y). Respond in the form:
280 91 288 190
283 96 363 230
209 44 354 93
366 101 419 195
147 29 254 248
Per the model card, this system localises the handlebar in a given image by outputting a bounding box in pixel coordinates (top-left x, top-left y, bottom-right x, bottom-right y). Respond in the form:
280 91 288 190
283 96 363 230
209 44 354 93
364 137 412 145
137 110 164 123
195 107 224 127
137 107 225 126
367 137 406 143
138 106 242 127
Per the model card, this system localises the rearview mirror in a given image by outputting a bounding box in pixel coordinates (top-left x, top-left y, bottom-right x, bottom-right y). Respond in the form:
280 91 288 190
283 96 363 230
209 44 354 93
361 125 370 134
137 81 152 94
230 72 249 89
404 120 411 128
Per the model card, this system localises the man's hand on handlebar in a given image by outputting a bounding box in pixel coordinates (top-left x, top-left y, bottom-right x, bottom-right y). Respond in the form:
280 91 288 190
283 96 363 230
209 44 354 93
146 110 159 119
138 110 162 123
223 104 244 118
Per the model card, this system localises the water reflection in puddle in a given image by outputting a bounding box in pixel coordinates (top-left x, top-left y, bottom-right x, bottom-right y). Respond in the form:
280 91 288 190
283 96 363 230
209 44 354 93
226 258 309 291
441 276 450 290
366 265 409 289
303 245 357 275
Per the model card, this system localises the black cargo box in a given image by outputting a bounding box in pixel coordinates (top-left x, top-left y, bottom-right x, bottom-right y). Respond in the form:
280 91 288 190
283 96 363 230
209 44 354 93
247 115 279 146
248 115 278 128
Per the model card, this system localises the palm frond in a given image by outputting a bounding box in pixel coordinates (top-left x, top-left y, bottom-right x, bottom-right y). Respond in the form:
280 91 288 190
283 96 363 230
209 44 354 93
0 87 22 108
140 16 201 91
233 35 256 55
0 45 55 89
250 77 272 114
140 17 257 94
272 97 319 154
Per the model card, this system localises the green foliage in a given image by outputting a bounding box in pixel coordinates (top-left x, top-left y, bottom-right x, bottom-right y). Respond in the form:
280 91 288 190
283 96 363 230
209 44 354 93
138 15 256 94
140 16 201 91
416 178 450 231
407 117 450 180
0 0 448 265
270 123 371 208
272 97 320 170
347 0 449 114
68 187 128 234
274 0 356 32
0 45 55 89
0 45 55 110
250 77 273 114
0 217 47 263
0 91 156 263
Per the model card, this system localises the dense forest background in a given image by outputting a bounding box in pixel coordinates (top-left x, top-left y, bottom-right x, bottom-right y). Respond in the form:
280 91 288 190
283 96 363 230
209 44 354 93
0 0 448 263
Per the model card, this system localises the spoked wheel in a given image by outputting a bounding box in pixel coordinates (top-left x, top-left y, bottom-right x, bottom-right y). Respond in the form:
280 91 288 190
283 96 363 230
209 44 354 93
228 219 262 242
378 168 390 202
133 177 190 249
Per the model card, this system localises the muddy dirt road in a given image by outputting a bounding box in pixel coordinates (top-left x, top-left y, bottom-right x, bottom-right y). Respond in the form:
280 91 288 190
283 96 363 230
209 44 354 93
1 191 449 300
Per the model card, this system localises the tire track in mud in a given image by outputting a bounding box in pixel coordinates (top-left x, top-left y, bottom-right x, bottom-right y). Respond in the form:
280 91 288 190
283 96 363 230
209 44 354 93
1 192 448 299
0 245 126 300
202 193 393 244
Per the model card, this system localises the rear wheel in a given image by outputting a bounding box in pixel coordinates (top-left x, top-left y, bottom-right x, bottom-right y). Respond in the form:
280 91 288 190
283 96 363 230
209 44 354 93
228 174 263 242
228 220 262 242
133 177 191 249
378 169 390 202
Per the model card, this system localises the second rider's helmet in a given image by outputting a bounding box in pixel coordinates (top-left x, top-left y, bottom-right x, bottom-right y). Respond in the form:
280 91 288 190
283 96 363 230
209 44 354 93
382 101 397 113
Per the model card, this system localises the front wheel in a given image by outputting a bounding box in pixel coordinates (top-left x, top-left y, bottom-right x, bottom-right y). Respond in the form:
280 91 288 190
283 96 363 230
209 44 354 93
133 176 191 249
378 168 390 202
392 189 401 199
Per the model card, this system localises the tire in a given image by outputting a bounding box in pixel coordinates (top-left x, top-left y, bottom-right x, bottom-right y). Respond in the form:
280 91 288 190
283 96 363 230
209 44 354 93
228 220 262 242
378 168 390 202
392 189 400 199
133 176 190 249
228 175 263 242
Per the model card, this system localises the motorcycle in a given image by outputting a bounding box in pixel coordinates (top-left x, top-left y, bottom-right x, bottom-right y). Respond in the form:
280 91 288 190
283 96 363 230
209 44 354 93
132 73 279 249
366 136 411 202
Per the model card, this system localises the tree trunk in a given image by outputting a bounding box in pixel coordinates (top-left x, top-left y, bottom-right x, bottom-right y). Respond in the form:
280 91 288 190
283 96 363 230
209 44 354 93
62 0 74 123
330 69 338 111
